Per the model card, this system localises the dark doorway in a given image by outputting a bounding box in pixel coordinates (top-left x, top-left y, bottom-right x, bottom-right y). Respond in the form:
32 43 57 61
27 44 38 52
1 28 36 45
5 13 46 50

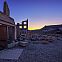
0 25 7 48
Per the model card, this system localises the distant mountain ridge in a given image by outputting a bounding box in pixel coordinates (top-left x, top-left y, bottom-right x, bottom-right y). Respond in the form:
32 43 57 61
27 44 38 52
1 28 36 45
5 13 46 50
29 24 62 34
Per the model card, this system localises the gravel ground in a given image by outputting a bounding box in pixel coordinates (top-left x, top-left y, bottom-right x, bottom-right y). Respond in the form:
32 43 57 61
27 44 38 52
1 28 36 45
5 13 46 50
19 39 62 62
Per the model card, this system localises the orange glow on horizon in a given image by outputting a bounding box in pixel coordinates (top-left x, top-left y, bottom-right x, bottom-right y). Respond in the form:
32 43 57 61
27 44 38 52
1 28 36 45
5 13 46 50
28 26 44 30
28 27 39 30
28 21 45 30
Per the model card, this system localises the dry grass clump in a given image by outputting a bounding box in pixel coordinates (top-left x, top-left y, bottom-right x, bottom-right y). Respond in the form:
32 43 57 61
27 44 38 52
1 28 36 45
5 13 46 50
40 37 49 44
41 40 49 44
41 35 54 44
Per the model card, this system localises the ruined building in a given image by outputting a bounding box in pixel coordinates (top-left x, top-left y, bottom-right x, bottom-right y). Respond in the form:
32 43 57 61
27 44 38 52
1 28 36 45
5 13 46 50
0 1 16 48
16 19 28 38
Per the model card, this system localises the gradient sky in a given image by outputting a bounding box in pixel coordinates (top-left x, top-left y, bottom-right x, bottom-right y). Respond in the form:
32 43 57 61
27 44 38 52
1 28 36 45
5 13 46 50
0 0 62 30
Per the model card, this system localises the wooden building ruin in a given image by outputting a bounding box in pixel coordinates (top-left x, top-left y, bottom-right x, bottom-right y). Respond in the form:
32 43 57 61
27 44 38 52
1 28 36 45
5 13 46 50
16 19 29 40
0 1 16 48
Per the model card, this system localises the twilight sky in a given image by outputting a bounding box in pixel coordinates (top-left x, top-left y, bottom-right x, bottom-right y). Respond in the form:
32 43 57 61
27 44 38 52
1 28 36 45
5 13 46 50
0 0 62 30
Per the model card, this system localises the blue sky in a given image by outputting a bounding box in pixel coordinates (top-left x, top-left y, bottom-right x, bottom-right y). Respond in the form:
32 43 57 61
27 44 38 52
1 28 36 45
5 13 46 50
0 0 62 30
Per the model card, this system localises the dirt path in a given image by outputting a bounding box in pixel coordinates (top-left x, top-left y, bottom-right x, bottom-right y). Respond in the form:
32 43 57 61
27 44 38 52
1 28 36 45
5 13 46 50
20 40 62 62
